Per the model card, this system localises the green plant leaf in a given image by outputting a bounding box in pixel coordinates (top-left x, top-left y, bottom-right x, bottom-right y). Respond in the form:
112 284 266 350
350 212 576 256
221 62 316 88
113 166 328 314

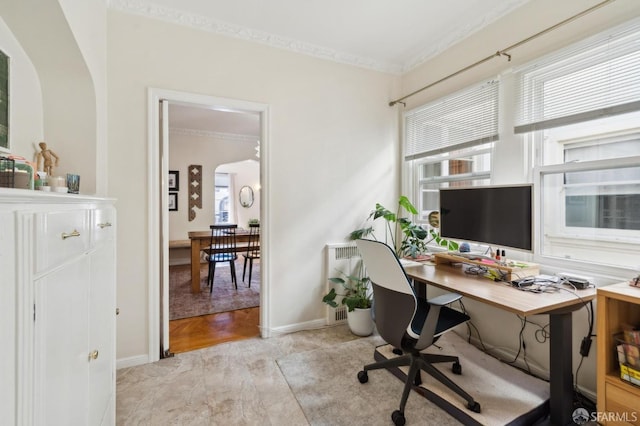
398 195 418 215
322 288 338 308
349 227 374 240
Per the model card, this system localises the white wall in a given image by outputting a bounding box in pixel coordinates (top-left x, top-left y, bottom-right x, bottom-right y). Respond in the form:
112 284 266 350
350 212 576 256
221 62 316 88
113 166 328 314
107 11 400 361
217 159 261 229
401 0 640 398
0 0 106 194
168 130 258 241
0 17 43 156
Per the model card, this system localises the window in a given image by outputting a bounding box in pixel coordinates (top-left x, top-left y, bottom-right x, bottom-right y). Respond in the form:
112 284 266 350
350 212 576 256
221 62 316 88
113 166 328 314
517 19 640 270
214 173 230 224
402 18 640 273
404 79 498 221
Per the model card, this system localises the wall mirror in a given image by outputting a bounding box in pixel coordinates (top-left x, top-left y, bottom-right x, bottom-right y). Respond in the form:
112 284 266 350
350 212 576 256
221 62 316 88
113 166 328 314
239 185 254 208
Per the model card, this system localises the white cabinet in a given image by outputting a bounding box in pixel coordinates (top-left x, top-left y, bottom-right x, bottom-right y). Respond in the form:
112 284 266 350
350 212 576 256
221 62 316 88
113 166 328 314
0 190 116 425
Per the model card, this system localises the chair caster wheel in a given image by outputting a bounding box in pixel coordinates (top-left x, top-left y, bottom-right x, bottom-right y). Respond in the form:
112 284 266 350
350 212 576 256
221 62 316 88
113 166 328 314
357 371 368 383
391 410 406 426
452 362 462 375
468 401 481 413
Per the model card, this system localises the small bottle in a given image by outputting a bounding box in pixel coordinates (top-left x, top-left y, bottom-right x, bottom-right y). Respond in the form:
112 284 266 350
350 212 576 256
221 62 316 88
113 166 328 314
501 249 506 264
495 249 501 261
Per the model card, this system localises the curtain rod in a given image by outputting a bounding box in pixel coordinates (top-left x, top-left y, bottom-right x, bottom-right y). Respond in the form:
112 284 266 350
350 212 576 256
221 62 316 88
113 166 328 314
389 0 616 107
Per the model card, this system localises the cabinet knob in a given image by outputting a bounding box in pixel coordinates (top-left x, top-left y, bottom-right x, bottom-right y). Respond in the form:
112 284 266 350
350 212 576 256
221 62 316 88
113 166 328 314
116 308 120 315
98 222 112 229
89 350 99 361
61 230 81 240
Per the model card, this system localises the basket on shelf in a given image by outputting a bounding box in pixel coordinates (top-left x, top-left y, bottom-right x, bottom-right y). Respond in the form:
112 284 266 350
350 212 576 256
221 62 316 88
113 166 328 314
616 332 640 387
0 156 15 188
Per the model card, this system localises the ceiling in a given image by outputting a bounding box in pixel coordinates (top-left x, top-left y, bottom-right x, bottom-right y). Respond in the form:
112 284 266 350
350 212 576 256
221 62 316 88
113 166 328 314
119 0 533 135
113 0 532 74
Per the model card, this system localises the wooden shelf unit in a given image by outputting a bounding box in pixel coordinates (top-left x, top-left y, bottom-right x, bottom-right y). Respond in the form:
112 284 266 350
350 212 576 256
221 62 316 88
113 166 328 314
597 282 640 425
432 252 539 282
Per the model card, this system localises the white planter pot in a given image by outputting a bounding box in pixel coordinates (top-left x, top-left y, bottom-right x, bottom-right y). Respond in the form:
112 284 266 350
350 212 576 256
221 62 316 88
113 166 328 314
347 308 374 336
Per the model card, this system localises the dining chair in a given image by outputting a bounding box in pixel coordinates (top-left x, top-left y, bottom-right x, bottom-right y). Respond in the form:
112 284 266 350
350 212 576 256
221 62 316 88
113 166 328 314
205 224 238 292
242 223 260 287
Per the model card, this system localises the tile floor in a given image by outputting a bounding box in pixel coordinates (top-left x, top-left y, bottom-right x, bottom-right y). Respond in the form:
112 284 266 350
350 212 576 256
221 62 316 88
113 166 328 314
116 325 361 425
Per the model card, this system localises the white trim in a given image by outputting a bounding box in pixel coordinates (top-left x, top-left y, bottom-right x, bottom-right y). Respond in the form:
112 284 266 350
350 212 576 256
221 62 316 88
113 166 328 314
147 88 270 362
169 127 259 143
266 319 327 337
116 355 150 370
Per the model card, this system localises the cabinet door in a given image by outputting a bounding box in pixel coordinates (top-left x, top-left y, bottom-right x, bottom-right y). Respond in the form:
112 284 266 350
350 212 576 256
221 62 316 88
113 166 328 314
89 242 116 425
34 256 90 425
0 212 16 425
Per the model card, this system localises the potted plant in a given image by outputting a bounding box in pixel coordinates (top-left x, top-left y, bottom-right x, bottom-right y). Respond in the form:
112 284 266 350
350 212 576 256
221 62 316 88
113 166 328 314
350 195 454 259
322 259 374 336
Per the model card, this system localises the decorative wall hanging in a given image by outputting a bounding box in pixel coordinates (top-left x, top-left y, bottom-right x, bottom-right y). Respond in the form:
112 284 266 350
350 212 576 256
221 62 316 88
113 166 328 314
168 170 179 191
188 164 202 221
168 192 178 211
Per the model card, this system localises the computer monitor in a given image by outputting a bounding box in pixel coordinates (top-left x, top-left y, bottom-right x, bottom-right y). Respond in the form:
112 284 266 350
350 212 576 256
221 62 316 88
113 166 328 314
439 184 533 252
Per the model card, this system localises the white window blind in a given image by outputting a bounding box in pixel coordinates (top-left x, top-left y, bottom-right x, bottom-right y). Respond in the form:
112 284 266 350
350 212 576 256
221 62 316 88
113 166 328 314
514 19 640 134
404 79 499 161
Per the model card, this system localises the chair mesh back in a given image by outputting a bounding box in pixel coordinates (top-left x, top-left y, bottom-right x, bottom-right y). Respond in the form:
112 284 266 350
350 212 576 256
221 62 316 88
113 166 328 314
209 224 238 262
372 283 417 349
356 239 418 348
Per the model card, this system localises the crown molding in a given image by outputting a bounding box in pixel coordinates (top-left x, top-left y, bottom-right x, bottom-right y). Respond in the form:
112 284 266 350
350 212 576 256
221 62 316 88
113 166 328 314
108 0 530 75
107 0 403 74
170 127 259 142
403 0 531 72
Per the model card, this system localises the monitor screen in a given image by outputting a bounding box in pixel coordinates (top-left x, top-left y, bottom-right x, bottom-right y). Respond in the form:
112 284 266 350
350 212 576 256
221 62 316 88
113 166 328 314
439 185 533 251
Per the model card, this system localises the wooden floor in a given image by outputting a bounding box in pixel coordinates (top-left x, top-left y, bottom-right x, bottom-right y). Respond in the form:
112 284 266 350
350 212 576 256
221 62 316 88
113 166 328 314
169 307 260 354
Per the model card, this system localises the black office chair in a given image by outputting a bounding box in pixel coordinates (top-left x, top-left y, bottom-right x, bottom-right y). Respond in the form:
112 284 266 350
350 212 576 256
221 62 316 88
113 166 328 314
242 223 260 286
355 239 480 426
205 224 238 292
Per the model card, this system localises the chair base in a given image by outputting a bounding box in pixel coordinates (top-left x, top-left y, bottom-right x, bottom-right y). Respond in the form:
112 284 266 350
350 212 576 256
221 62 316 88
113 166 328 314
242 255 259 287
359 349 480 425
208 260 238 292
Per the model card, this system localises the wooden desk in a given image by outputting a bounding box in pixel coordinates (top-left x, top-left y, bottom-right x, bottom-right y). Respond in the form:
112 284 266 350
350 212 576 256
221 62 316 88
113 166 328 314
188 230 253 293
404 262 597 426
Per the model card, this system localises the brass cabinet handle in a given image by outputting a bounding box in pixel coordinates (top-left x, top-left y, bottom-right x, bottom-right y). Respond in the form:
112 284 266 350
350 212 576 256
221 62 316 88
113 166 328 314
98 222 112 229
61 230 81 240
89 350 99 361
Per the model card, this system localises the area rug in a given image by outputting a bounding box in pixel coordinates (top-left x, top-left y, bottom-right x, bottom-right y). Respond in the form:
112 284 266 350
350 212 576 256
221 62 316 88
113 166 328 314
277 337 461 426
276 332 549 426
169 260 260 320
375 332 549 426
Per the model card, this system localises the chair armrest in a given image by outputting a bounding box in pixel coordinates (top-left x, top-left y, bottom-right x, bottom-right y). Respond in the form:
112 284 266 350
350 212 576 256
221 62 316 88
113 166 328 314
428 293 462 306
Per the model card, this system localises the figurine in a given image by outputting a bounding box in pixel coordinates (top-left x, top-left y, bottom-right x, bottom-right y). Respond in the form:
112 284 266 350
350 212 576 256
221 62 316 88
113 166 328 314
36 142 59 176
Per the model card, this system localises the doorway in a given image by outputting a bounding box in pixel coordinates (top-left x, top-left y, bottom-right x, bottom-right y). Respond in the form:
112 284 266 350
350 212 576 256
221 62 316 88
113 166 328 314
147 89 270 362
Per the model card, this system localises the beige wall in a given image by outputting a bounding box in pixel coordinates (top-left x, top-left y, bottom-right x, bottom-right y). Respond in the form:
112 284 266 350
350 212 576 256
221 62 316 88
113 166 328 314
0 0 106 194
0 16 43 156
167 129 259 242
107 11 400 362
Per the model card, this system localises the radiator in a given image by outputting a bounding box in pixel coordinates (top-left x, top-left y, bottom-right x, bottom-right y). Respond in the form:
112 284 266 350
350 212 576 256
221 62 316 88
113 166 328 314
325 243 362 325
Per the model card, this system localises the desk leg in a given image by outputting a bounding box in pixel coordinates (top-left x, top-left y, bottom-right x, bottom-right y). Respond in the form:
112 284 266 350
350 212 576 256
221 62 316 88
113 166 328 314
549 312 573 425
191 240 201 293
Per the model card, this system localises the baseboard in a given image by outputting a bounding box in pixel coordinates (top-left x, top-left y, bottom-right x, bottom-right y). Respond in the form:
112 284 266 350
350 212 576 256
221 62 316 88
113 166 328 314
116 354 150 370
266 318 327 337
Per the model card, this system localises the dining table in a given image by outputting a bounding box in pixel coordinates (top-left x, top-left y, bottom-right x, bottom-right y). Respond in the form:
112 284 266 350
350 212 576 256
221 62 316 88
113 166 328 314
188 229 253 293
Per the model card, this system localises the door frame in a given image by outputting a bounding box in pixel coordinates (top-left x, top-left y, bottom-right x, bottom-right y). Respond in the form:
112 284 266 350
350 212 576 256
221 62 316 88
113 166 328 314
147 88 271 362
